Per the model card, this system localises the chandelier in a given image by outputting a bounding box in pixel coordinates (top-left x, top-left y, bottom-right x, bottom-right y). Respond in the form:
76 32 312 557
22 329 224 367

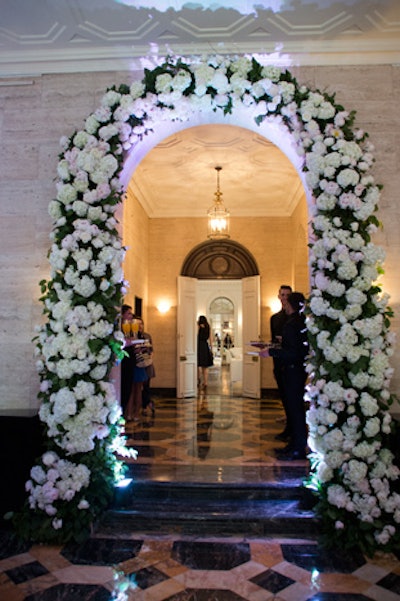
207 166 230 239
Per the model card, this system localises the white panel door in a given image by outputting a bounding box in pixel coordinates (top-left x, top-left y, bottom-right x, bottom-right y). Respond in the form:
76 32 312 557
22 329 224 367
242 275 261 398
177 276 197 398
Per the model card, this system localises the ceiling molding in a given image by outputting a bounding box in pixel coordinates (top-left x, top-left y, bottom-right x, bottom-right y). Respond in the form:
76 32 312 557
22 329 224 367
1 40 400 78
0 0 400 76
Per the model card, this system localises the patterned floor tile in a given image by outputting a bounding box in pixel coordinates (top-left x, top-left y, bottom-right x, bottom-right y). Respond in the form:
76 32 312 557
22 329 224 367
305 594 375 600
24 583 111 601
61 538 143 565
377 572 400 595
1 387 400 600
128 565 170 590
5 562 49 585
164 589 248 600
249 567 295 593
280 542 366 573
0 528 31 561
171 541 251 570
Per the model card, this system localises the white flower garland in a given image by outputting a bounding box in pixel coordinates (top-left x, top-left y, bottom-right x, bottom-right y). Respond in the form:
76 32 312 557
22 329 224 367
27 54 399 552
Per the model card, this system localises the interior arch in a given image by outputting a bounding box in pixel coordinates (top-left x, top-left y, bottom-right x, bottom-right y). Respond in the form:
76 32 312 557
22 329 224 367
120 110 310 213
181 239 259 279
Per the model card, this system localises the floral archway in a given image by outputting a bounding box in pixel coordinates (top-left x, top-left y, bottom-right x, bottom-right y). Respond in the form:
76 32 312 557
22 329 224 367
17 55 400 554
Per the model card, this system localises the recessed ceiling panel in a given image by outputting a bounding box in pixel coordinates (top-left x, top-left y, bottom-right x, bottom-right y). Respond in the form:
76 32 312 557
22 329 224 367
129 124 305 218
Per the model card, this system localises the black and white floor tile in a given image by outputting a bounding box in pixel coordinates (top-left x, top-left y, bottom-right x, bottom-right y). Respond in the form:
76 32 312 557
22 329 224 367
1 365 400 600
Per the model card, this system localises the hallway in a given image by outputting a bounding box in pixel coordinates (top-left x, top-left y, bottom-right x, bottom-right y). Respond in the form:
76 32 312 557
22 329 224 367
2 376 400 600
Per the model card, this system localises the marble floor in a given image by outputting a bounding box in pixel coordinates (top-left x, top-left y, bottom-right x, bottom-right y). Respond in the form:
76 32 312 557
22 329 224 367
122 363 311 485
1 364 400 600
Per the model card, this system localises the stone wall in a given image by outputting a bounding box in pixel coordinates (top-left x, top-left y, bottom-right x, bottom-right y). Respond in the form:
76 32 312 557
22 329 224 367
0 64 399 410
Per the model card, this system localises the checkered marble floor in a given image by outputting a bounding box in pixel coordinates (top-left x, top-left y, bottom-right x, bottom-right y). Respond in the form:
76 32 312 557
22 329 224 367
2 369 400 600
1 530 400 600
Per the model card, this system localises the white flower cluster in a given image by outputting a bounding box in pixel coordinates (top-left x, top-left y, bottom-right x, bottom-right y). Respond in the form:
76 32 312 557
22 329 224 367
38 381 121 454
37 296 118 377
281 62 397 546
85 56 300 152
35 55 398 549
26 451 91 530
325 445 400 528
32 59 135 535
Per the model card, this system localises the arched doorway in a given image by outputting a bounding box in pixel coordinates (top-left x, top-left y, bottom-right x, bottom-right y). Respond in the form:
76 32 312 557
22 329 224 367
179 240 261 396
33 56 396 554
122 122 309 398
209 295 234 354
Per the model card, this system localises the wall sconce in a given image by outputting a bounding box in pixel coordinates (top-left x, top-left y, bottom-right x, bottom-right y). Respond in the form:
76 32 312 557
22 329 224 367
269 298 282 314
157 300 171 314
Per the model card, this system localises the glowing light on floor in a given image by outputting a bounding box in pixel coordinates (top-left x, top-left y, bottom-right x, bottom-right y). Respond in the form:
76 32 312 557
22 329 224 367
115 477 133 488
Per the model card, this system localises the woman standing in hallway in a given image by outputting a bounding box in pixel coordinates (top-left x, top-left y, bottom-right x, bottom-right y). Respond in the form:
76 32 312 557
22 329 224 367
125 348 148 423
197 315 213 390
122 311 148 423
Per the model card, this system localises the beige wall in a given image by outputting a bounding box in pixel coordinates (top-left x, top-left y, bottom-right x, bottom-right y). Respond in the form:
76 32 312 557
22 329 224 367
122 192 150 317
122 194 307 390
0 64 399 410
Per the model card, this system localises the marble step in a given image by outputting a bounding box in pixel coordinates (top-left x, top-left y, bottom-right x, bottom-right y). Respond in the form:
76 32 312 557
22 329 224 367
98 481 319 538
113 479 311 502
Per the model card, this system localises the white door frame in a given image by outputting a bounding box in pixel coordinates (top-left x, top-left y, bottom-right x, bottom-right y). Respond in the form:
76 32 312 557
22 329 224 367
177 276 261 398
242 275 261 399
177 276 197 398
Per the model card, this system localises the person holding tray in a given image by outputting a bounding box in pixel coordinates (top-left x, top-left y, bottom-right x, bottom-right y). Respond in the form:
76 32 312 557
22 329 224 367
257 291 309 460
122 309 148 423
270 285 292 442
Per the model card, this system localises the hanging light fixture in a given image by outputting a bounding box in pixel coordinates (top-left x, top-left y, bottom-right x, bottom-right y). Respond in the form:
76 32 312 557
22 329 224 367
207 166 230 239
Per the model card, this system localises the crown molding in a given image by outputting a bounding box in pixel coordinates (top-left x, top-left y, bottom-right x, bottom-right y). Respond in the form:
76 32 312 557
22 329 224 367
1 38 400 77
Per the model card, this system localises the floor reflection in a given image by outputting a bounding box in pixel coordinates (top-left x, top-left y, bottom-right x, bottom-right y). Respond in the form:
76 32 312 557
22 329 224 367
123 365 309 485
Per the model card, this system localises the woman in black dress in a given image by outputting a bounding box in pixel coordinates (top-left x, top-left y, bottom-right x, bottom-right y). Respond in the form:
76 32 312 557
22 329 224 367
197 315 213 390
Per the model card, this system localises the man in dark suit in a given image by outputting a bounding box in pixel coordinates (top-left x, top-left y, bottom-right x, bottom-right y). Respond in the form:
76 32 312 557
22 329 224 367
264 291 308 460
270 285 292 441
